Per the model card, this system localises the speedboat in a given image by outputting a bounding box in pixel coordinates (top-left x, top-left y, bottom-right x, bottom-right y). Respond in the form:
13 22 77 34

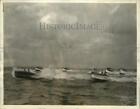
61 67 73 72
90 68 136 82
11 67 43 79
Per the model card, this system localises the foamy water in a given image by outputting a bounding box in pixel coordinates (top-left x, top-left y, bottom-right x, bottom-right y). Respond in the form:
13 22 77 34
35 68 136 82
36 68 91 80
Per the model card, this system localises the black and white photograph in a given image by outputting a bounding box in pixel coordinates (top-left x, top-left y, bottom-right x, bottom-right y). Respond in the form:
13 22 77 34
3 2 137 106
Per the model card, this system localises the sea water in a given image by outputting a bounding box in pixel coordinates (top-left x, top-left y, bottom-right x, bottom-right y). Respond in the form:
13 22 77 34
4 67 136 105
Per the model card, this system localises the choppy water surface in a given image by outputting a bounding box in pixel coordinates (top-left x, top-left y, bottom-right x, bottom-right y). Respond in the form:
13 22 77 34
4 68 136 105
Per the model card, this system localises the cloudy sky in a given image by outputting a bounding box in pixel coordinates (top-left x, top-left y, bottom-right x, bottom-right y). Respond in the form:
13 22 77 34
4 3 136 68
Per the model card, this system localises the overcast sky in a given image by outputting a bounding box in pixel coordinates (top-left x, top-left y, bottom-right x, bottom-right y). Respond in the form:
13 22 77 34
4 3 136 69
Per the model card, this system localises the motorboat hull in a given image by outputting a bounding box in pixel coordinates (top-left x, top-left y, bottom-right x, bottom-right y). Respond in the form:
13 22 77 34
12 68 42 80
14 71 39 80
91 72 136 82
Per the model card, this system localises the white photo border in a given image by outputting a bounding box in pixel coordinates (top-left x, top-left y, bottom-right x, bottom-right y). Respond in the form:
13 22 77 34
0 0 139 109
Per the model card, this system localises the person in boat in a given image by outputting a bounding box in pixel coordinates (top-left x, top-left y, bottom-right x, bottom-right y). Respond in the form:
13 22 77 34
102 67 113 75
88 68 107 77
119 68 126 75
62 67 69 72
102 70 107 76
35 66 43 70
106 67 113 72
88 68 96 74
98 70 107 76
35 67 42 72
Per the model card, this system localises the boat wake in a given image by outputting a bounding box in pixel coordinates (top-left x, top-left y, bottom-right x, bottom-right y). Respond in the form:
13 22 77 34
11 67 136 83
